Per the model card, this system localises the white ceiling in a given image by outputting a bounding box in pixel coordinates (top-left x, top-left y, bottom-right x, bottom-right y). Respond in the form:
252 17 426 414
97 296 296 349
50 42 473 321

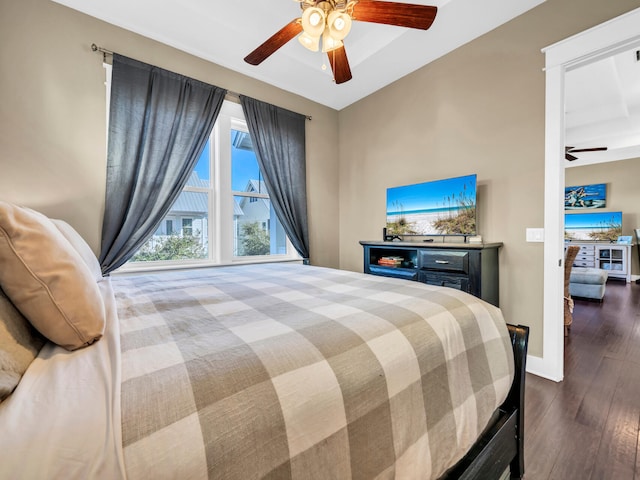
52 0 545 110
51 0 640 163
565 46 640 166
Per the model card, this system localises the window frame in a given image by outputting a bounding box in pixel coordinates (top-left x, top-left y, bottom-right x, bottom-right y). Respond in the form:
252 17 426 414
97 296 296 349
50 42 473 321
113 96 300 273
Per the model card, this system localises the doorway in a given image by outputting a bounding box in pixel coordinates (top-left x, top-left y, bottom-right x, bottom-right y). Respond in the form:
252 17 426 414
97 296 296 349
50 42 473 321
536 8 640 382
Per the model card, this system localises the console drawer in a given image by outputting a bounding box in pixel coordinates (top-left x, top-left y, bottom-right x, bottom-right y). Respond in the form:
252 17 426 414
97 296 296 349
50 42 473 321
418 271 470 292
418 250 469 273
573 260 595 268
368 265 418 281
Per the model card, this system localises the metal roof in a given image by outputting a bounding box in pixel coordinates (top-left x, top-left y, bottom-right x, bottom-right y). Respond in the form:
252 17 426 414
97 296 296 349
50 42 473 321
170 190 208 215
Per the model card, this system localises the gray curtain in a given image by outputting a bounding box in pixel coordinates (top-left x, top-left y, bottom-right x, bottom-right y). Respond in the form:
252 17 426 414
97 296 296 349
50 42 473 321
239 95 310 262
99 54 226 274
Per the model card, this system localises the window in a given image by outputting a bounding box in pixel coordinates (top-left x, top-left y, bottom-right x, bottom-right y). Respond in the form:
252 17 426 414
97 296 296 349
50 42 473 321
230 129 288 258
182 218 193 236
128 101 298 267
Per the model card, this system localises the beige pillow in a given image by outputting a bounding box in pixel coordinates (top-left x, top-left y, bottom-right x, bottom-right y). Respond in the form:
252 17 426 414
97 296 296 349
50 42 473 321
0 202 105 351
51 218 103 281
0 288 45 402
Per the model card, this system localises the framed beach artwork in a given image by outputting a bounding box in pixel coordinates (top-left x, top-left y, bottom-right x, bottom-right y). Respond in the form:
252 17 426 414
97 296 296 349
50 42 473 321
565 183 606 209
386 174 477 236
564 211 622 242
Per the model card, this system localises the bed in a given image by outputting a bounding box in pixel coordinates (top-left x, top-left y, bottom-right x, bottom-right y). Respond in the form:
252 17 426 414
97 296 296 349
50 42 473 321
0 203 528 479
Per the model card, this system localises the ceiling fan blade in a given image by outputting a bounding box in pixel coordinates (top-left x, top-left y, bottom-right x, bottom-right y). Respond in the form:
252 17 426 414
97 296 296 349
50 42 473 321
244 20 303 65
565 153 578 161
567 147 608 153
327 46 352 84
352 0 437 30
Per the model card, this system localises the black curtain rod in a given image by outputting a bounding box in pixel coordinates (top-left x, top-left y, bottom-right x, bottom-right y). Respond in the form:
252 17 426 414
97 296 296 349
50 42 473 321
90 43 312 121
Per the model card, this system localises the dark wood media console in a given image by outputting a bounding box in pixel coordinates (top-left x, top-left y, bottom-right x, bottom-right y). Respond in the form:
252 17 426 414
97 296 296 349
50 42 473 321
360 241 502 306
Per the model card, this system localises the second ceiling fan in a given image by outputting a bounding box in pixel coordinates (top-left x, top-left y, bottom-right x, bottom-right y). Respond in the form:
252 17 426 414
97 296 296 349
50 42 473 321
244 0 438 84
565 146 608 161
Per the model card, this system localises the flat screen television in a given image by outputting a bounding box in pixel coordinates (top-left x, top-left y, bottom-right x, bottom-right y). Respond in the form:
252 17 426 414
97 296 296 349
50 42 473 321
386 174 477 236
565 211 622 242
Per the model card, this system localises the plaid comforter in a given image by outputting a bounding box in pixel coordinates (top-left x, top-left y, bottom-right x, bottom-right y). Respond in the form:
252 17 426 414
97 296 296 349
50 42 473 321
113 263 514 480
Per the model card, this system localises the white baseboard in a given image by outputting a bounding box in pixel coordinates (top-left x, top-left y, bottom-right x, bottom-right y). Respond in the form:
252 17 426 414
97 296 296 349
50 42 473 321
526 354 563 382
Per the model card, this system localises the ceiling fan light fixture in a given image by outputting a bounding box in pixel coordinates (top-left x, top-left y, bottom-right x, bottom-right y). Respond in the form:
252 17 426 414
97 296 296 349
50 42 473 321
321 28 343 52
327 11 352 40
298 31 320 51
301 7 326 37
244 0 439 85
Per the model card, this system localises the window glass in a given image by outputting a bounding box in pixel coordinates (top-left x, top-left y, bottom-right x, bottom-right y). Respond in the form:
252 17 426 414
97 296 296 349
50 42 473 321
126 101 296 267
189 141 210 185
230 127 285 258
130 160 209 263
182 218 193 236
231 130 264 193
233 196 287 257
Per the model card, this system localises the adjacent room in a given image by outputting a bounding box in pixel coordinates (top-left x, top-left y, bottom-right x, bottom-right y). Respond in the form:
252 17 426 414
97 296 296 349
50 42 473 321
1 0 640 478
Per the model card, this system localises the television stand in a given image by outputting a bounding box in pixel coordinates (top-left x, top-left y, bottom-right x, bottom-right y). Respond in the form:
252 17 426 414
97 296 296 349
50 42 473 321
360 241 502 307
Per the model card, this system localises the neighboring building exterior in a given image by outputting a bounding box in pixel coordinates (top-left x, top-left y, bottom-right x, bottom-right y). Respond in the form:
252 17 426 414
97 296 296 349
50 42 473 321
153 172 209 252
147 174 286 257
235 180 287 256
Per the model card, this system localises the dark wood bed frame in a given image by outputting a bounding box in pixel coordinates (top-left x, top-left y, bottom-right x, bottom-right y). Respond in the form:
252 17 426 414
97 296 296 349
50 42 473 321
442 324 529 480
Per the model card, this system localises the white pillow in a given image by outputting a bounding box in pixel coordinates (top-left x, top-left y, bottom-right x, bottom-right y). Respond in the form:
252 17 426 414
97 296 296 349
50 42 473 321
51 219 103 281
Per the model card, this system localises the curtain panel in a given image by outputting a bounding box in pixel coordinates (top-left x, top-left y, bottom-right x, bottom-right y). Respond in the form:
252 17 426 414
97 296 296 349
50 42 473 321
239 96 310 262
99 54 226 274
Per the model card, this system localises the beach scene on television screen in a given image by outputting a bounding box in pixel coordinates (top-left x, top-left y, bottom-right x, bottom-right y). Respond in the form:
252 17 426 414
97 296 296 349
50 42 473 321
564 211 622 241
565 183 606 209
386 174 476 236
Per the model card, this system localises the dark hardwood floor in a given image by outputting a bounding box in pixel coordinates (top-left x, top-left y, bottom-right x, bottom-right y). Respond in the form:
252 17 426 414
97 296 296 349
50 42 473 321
524 280 640 479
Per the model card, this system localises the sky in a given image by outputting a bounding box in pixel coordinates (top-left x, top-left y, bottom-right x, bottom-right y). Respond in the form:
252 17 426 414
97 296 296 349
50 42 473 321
386 174 477 213
565 211 622 229
193 134 262 192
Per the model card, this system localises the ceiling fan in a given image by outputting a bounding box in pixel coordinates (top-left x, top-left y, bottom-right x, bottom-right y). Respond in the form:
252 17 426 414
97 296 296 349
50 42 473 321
565 146 608 161
244 0 438 84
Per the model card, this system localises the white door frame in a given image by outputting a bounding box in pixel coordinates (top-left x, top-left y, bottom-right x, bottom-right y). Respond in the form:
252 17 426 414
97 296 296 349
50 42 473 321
531 8 640 381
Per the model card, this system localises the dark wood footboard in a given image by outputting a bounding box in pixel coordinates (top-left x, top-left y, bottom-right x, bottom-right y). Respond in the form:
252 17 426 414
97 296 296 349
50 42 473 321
441 323 529 480
506 323 529 478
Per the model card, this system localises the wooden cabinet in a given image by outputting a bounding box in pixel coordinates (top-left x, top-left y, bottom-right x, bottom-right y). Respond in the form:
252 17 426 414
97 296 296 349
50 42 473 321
596 244 632 282
360 241 502 306
566 242 632 282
